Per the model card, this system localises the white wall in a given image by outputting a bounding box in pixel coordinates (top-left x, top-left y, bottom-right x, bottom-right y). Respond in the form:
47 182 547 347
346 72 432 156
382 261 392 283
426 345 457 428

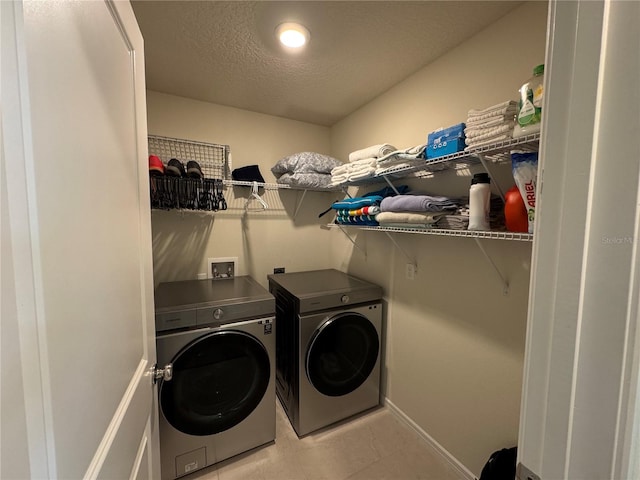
330 1 548 476
146 92 338 288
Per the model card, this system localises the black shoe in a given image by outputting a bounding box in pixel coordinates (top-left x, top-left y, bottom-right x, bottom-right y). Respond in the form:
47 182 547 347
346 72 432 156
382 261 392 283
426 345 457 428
166 158 186 177
186 160 203 179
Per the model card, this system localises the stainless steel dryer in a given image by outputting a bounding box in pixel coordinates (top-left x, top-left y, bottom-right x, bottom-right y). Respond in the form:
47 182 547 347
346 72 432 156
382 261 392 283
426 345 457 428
268 269 383 437
154 277 275 480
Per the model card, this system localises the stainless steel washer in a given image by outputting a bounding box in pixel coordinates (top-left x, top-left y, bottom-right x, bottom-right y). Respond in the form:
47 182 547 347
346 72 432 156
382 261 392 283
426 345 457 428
268 269 383 437
154 276 275 480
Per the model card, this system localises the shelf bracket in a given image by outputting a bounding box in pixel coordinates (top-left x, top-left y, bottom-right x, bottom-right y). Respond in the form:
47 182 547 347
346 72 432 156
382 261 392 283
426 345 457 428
384 232 417 268
474 237 509 295
382 176 401 195
293 189 308 219
476 153 506 201
338 226 367 258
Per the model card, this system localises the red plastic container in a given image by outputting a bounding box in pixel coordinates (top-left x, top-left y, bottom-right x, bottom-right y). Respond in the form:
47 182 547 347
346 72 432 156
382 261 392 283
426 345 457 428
504 185 529 232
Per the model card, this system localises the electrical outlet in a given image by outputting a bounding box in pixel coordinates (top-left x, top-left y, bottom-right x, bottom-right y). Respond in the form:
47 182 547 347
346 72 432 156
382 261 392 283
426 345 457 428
406 263 416 280
208 256 238 280
274 267 285 274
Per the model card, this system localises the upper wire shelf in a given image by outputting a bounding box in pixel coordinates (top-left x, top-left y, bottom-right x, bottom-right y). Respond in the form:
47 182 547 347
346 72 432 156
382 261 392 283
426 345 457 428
225 180 288 190
337 133 540 186
223 179 344 192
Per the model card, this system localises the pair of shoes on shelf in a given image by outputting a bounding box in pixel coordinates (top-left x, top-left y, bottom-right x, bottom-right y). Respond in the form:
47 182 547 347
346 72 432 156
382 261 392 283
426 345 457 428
165 158 203 179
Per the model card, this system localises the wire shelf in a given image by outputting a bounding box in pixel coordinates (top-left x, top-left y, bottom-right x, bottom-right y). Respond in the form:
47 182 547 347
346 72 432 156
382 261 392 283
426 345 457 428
335 133 540 186
327 223 533 242
224 180 290 190
223 179 344 192
148 135 231 179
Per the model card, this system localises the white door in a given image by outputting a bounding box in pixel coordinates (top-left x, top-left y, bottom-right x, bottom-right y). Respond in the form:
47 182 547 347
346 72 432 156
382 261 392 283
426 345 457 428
1 1 159 479
518 1 640 479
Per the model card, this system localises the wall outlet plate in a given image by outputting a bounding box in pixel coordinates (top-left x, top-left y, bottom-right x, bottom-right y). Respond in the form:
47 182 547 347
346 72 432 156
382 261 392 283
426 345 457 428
208 256 238 280
406 263 416 280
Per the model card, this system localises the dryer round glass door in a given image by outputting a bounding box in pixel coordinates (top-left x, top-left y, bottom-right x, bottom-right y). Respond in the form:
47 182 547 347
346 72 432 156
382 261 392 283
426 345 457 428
306 312 379 397
159 330 270 436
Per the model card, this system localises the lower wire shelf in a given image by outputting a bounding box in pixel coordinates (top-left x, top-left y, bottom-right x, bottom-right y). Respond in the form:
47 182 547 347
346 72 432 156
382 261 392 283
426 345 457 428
328 223 532 295
326 223 533 242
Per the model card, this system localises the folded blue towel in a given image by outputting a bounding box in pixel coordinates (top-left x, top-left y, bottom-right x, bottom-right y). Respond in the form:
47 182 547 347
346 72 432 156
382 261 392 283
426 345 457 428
332 195 383 210
380 194 459 212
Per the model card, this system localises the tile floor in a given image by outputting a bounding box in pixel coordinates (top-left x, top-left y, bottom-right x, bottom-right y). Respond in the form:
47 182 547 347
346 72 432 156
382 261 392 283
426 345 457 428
187 401 463 480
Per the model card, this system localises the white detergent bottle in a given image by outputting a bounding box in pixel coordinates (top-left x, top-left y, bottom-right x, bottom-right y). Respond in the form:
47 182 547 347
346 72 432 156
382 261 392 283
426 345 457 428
468 172 491 231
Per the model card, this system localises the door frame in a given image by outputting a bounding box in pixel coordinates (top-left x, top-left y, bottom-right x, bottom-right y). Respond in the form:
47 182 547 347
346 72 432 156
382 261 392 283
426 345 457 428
2 0 55 475
518 1 640 478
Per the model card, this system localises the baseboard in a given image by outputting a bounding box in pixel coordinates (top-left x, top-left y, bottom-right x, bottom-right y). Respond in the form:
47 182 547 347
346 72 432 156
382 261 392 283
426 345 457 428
383 397 477 480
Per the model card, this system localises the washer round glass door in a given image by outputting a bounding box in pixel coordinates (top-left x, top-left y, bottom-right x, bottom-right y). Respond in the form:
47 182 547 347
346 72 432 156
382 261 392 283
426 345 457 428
306 312 379 397
160 330 270 436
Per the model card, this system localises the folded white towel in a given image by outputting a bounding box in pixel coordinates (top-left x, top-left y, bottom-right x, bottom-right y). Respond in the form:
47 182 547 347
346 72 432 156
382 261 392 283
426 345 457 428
331 163 351 176
349 144 397 162
464 134 511 151
330 179 348 187
467 100 517 117
465 114 515 129
377 211 447 225
466 107 517 125
379 223 434 230
348 168 377 181
350 168 377 179
465 123 514 141
350 157 378 168
349 161 377 172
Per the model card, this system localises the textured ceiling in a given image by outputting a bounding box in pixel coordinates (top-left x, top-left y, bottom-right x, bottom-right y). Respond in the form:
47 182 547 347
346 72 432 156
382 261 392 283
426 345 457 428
132 1 522 126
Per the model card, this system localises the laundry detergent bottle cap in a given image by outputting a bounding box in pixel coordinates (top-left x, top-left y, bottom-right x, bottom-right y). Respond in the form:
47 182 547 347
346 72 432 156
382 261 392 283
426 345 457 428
471 172 491 185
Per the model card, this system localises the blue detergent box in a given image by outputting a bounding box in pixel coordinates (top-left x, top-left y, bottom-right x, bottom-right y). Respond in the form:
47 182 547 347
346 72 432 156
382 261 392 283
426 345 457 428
426 123 466 159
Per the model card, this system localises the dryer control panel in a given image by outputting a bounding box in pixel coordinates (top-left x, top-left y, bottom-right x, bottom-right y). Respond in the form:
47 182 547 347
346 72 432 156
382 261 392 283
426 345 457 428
299 289 381 313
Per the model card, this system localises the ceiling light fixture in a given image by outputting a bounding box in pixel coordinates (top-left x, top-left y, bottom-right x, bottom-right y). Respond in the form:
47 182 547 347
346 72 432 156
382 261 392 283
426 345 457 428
276 22 310 49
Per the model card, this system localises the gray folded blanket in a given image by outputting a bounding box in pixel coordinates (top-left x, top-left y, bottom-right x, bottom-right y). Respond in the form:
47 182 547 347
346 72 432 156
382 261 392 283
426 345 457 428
380 194 459 212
